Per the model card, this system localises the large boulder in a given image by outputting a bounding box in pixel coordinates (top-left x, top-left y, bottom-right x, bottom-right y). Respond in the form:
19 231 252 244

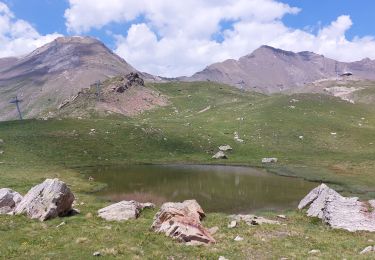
14 179 75 221
0 188 23 214
98 200 155 221
299 184 375 232
151 200 216 245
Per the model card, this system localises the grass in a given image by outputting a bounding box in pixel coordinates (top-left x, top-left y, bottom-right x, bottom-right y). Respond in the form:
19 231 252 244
1 81 375 258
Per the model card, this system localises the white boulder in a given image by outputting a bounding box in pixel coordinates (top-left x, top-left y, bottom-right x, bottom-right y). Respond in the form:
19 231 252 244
14 179 75 221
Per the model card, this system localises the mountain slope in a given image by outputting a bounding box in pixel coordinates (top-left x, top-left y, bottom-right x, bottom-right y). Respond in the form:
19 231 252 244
0 36 150 121
186 45 375 94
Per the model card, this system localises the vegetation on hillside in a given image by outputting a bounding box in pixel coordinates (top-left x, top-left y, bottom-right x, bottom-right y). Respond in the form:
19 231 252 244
1 81 375 258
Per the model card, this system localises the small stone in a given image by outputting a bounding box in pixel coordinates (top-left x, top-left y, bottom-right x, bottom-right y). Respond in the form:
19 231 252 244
218 256 229 260
262 158 278 163
212 151 227 159
360 246 374 255
308 249 321 255
219 145 232 151
85 212 93 219
277 215 287 219
234 236 244 241
208 226 219 235
0 150 4 155
76 237 88 244
228 220 237 228
56 222 66 228
93 251 101 257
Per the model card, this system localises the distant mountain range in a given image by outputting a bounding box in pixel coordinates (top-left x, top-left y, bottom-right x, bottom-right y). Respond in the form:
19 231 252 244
0 36 155 121
1 37 375 120
185 45 375 94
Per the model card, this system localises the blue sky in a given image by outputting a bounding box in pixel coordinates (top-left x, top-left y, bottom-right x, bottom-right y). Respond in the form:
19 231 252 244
4 0 374 44
1 0 375 76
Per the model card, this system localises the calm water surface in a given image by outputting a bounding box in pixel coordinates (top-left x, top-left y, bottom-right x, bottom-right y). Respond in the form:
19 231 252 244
82 165 316 214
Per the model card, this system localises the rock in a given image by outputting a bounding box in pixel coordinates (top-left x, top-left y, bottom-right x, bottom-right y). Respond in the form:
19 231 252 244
308 249 321 255
56 221 66 228
0 188 23 214
299 184 375 232
212 151 227 159
218 256 229 260
262 158 278 163
98 200 155 221
14 179 75 221
230 214 280 226
219 145 232 151
360 246 375 254
208 226 219 235
151 200 216 245
277 215 287 220
228 220 237 228
234 235 244 241
0 150 4 155
93 251 101 257
234 132 244 143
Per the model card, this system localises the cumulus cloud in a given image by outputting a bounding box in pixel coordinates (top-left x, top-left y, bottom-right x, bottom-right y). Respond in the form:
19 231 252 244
65 0 375 77
0 2 61 58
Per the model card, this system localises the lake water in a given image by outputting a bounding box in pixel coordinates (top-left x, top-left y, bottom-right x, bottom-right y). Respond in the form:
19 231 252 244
82 164 316 214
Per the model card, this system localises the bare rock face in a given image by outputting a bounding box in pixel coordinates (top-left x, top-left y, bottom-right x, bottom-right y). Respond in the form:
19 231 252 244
14 179 75 221
98 200 155 221
0 188 23 214
299 184 375 232
151 200 216 245
230 214 280 226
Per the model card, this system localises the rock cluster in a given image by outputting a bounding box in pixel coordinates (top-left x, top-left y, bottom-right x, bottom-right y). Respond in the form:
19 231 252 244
299 184 375 232
1 179 75 221
98 200 154 221
151 200 216 245
115 73 144 93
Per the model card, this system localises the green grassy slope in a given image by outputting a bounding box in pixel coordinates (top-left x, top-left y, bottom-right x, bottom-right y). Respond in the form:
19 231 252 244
1 81 375 259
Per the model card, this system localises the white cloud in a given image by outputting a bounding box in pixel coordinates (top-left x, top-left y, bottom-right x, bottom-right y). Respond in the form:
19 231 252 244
0 2 61 58
64 1 375 77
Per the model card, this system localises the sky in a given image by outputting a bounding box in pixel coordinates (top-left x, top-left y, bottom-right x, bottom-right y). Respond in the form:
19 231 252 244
0 0 375 77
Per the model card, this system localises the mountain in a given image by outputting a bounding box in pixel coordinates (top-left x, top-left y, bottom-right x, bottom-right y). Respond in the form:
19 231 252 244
185 45 375 94
0 36 153 121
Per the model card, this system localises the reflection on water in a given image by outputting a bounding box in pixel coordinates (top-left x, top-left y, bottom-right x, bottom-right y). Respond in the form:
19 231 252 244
81 164 316 214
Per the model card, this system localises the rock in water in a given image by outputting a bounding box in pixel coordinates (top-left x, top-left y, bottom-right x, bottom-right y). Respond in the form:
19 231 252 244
98 200 155 221
14 179 75 221
212 151 227 159
299 184 375 232
0 188 23 214
151 200 216 245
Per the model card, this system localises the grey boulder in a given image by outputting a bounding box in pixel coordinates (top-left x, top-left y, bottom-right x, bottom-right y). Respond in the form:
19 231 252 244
299 184 375 232
98 200 155 221
0 188 23 214
14 178 75 221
